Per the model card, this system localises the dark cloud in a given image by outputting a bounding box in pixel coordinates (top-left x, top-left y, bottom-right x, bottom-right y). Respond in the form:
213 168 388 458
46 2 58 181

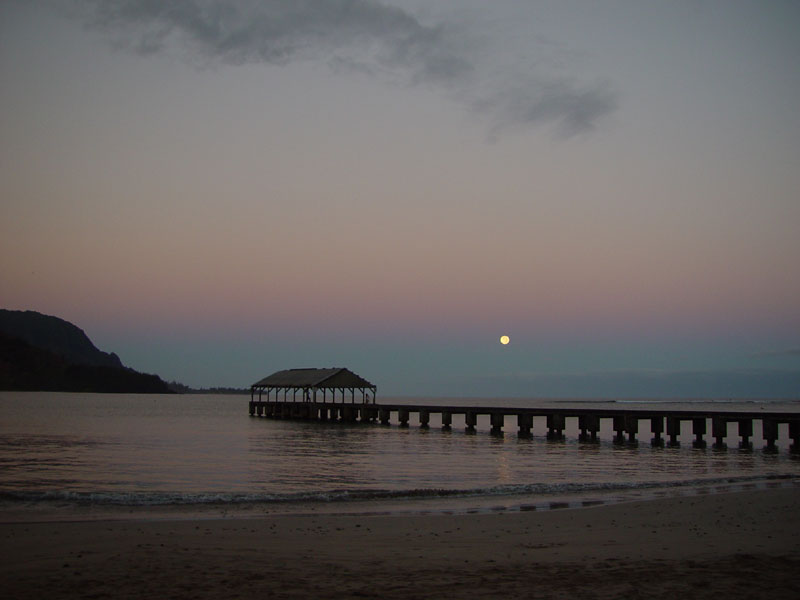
71 1 471 80
481 78 618 139
66 0 616 136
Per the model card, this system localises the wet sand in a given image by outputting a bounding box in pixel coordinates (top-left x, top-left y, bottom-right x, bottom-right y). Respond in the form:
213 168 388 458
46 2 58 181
2 488 799 599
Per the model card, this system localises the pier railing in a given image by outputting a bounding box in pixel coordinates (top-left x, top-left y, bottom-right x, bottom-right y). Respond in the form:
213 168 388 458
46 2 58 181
248 400 800 452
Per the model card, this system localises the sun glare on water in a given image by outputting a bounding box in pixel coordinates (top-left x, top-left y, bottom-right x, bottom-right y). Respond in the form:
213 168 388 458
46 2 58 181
500 335 510 345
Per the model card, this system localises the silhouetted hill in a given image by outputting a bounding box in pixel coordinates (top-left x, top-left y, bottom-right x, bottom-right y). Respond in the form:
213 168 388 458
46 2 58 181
0 310 171 393
0 309 122 368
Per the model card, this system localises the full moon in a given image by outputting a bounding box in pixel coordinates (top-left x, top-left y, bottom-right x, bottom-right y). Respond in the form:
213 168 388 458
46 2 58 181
500 335 510 345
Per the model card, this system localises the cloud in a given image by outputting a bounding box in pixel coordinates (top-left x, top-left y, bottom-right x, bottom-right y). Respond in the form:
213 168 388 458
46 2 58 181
479 77 618 139
65 0 617 137
74 0 470 80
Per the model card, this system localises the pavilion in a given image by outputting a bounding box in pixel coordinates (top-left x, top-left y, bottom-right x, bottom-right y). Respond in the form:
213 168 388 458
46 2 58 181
250 368 377 404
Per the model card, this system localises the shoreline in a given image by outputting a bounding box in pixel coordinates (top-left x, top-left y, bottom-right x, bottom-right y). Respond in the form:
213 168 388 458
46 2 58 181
2 474 797 524
2 488 798 599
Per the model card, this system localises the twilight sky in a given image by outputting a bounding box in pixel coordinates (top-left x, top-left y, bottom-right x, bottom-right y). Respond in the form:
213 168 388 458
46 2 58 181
2 0 799 397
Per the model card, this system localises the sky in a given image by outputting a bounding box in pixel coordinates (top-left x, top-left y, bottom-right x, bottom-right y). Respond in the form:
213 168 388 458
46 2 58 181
1 0 799 397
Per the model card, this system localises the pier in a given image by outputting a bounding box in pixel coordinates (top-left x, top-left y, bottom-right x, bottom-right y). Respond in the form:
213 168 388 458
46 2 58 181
249 368 800 451
248 399 800 452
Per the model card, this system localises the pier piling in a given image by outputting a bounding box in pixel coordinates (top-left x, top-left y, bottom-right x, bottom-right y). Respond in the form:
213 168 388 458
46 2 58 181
398 408 409 428
739 419 753 449
650 417 664 447
578 415 599 442
441 411 452 431
712 417 727 449
490 412 504 435
613 416 626 445
763 419 778 452
342 405 356 422
518 413 533 437
790 421 800 452
465 411 477 433
692 417 707 448
419 409 430 429
626 416 639 444
613 416 638 445
666 417 681 447
361 406 376 423
546 414 565 440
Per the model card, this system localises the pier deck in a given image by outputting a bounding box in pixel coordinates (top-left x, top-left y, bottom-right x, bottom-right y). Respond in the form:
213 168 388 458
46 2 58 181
248 399 800 451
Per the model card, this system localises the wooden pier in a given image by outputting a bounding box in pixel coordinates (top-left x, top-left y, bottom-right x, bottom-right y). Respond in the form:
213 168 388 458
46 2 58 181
248 369 799 451
248 399 800 452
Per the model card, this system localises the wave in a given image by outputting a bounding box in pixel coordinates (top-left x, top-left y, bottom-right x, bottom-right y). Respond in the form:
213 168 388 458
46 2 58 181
1 474 795 508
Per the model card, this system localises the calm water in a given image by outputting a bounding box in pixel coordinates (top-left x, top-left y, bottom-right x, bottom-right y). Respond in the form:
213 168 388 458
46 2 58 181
1 392 799 516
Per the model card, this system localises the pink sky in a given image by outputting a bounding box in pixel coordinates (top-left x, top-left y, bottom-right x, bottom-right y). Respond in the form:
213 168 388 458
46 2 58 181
2 1 799 394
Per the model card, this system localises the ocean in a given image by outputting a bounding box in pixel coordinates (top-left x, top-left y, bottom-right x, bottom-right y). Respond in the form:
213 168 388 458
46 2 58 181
1 392 799 519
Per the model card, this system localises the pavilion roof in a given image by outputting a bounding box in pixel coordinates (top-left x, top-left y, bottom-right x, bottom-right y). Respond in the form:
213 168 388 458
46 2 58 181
251 368 376 390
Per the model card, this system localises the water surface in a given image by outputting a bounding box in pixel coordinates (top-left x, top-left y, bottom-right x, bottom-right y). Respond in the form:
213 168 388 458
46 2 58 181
1 392 798 517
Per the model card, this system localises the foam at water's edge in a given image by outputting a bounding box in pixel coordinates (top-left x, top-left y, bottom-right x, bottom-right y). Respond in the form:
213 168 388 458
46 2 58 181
1 473 795 508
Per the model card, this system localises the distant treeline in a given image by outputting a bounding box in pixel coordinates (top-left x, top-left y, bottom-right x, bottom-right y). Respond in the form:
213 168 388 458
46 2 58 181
167 381 249 394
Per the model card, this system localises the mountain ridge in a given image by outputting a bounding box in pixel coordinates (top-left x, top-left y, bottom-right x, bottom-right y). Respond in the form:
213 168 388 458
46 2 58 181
0 309 171 393
0 309 122 368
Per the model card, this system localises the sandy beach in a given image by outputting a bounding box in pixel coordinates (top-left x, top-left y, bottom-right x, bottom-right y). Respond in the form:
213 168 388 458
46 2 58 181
2 488 798 599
